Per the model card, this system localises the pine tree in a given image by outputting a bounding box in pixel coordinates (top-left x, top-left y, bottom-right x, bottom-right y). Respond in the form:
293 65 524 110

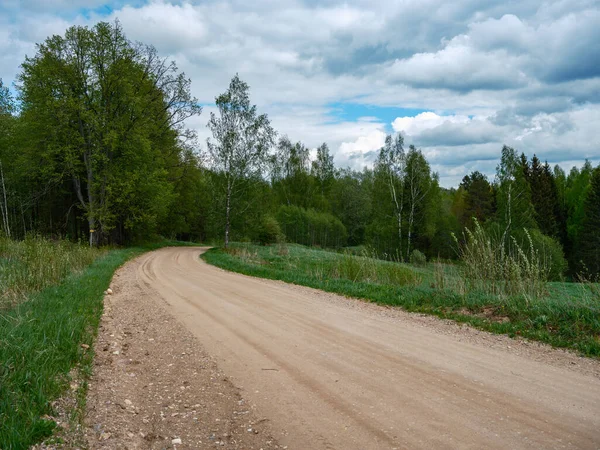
529 156 559 237
459 171 494 227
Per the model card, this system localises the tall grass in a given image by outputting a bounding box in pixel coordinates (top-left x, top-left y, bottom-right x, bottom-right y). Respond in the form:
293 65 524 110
0 235 102 307
0 238 195 448
452 221 550 299
328 250 420 286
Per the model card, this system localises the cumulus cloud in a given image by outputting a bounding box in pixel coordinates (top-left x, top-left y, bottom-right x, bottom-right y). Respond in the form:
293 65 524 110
337 128 387 167
0 0 598 187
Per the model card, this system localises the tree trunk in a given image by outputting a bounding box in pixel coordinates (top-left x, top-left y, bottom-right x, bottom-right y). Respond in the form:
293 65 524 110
388 170 403 261
407 202 415 260
0 160 10 238
224 179 231 248
89 216 97 247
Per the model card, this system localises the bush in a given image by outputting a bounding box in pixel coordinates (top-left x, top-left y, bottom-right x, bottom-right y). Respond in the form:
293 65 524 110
513 229 567 281
410 249 427 266
257 215 282 245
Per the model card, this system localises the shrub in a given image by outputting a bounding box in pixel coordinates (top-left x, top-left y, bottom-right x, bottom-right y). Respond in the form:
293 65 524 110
410 249 427 266
513 229 567 281
257 215 282 245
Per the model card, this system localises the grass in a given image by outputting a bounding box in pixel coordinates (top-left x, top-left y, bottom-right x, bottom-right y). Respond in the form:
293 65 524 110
0 237 195 449
203 243 600 358
0 235 103 308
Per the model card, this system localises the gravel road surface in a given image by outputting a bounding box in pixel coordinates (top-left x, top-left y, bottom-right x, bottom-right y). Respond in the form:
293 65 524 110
86 247 600 449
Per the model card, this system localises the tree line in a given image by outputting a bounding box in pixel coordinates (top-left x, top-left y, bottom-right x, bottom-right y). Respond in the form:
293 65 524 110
0 21 598 278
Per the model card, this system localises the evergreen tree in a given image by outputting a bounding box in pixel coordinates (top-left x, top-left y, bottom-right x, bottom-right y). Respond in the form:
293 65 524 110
529 156 559 237
565 161 593 247
459 171 494 227
575 166 600 277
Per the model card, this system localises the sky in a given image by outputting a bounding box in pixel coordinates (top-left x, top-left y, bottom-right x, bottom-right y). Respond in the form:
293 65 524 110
1 0 599 187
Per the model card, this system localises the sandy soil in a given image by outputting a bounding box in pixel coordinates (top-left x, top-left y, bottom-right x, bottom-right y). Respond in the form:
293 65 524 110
85 247 600 450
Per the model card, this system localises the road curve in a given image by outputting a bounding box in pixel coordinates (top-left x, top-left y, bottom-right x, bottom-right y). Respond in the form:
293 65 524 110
136 247 600 450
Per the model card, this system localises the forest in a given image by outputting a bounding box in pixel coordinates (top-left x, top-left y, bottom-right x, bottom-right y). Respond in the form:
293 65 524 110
0 21 599 280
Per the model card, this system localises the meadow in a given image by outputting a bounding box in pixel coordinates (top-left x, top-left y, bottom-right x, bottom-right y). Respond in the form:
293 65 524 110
203 242 600 358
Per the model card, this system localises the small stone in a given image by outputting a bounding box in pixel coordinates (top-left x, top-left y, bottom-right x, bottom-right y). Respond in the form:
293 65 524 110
100 432 112 441
172 438 182 445
124 399 132 406
81 344 90 350
113 350 120 355
107 288 113 295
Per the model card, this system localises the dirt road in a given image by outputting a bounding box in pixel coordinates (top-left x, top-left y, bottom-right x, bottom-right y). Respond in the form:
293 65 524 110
89 247 600 449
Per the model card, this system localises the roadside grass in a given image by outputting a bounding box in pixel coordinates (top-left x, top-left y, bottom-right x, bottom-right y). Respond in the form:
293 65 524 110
0 235 103 308
202 243 600 358
0 238 196 449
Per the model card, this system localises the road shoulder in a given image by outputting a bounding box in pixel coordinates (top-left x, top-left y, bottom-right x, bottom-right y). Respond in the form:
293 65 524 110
83 253 281 449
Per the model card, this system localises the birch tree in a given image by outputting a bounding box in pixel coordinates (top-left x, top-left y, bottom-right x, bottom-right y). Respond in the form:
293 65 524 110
405 145 433 260
375 134 406 259
311 143 335 196
495 145 536 243
207 74 276 247
0 80 13 237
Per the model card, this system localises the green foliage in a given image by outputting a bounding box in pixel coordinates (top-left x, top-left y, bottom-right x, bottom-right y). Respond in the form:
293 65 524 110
16 21 200 244
311 143 335 197
330 169 373 245
332 250 421 286
453 221 555 298
529 157 560 237
410 249 427 266
207 74 276 247
565 161 593 246
459 171 495 227
0 246 128 448
513 228 567 281
277 205 347 248
496 146 537 232
257 215 282 245
575 166 600 277
0 234 102 306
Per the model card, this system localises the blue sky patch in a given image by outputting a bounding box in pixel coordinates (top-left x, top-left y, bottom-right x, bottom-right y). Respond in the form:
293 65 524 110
326 102 430 130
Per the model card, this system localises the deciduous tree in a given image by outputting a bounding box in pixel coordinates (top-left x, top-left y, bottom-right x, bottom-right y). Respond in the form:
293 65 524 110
207 74 276 247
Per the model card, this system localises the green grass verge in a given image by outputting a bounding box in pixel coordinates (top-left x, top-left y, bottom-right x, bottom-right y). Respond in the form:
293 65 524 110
0 240 195 449
202 244 600 358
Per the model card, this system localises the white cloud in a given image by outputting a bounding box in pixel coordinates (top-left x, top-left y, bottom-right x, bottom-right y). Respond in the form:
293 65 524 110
115 2 207 52
0 0 598 187
337 128 387 167
392 112 471 136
